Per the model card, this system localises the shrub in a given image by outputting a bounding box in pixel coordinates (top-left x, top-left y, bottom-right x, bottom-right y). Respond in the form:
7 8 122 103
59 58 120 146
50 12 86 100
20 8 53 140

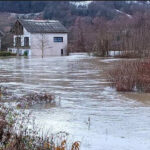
16 92 55 109
0 103 80 150
0 89 80 150
24 51 28 56
107 60 150 92
0 51 16 56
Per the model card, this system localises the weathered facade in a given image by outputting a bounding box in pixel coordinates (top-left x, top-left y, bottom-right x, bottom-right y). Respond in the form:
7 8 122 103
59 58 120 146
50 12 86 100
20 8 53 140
8 19 68 56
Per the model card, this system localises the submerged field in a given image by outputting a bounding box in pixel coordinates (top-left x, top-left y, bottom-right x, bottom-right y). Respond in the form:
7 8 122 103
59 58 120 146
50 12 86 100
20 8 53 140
0 53 150 150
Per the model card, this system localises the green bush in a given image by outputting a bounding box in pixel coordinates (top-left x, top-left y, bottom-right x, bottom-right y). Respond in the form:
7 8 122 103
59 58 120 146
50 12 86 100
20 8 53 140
24 51 28 56
0 51 16 56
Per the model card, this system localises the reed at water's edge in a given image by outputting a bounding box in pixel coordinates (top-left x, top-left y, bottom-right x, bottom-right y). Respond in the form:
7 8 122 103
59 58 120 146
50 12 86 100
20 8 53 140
107 60 150 92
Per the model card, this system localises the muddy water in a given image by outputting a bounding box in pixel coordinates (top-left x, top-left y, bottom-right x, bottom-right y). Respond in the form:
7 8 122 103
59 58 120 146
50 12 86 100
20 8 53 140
0 53 150 150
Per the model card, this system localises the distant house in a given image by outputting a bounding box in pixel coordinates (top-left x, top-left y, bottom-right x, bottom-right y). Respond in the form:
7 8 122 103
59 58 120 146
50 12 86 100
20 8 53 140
8 19 68 56
0 30 4 50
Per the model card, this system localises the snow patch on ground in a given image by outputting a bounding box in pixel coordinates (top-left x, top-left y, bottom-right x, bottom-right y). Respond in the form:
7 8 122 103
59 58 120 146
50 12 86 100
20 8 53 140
115 9 132 19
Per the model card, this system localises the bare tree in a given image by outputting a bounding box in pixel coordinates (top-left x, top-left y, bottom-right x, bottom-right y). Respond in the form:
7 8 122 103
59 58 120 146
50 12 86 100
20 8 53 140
35 33 52 58
1 33 13 51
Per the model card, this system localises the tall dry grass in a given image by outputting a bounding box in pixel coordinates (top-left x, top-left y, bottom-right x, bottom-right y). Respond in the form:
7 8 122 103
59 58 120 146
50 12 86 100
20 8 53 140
0 89 80 150
0 104 80 150
107 60 150 92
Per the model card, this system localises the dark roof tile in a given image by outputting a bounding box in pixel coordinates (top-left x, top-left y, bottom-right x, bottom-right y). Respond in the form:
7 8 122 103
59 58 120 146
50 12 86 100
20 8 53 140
19 19 68 33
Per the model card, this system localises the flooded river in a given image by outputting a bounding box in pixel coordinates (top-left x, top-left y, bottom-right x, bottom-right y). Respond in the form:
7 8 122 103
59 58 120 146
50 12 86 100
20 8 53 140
0 53 150 150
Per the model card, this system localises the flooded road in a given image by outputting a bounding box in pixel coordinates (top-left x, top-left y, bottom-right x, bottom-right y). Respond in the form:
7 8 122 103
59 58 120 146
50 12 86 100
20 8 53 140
0 53 150 150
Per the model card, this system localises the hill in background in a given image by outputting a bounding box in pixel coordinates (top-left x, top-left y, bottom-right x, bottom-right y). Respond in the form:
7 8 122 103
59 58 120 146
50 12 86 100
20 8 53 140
0 1 150 32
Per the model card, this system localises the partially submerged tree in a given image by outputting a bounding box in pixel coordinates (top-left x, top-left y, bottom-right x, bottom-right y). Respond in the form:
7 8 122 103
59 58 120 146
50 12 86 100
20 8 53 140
35 33 52 58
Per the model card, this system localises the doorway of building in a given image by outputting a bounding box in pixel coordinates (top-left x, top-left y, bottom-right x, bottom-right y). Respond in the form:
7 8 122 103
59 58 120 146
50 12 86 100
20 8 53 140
61 49 63 56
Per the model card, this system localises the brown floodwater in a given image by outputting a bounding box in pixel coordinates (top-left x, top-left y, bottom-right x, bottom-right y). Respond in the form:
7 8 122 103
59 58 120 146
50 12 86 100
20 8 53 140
0 53 150 150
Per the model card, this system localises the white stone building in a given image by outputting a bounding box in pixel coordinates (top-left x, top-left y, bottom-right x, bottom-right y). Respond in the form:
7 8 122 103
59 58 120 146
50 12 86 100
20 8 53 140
8 19 68 56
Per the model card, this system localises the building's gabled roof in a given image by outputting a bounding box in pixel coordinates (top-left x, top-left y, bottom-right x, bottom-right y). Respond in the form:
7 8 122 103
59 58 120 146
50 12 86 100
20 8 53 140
18 19 68 33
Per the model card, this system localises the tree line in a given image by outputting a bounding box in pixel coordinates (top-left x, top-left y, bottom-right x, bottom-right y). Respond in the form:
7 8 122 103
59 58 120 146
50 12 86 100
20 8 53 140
69 11 150 57
0 1 150 26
